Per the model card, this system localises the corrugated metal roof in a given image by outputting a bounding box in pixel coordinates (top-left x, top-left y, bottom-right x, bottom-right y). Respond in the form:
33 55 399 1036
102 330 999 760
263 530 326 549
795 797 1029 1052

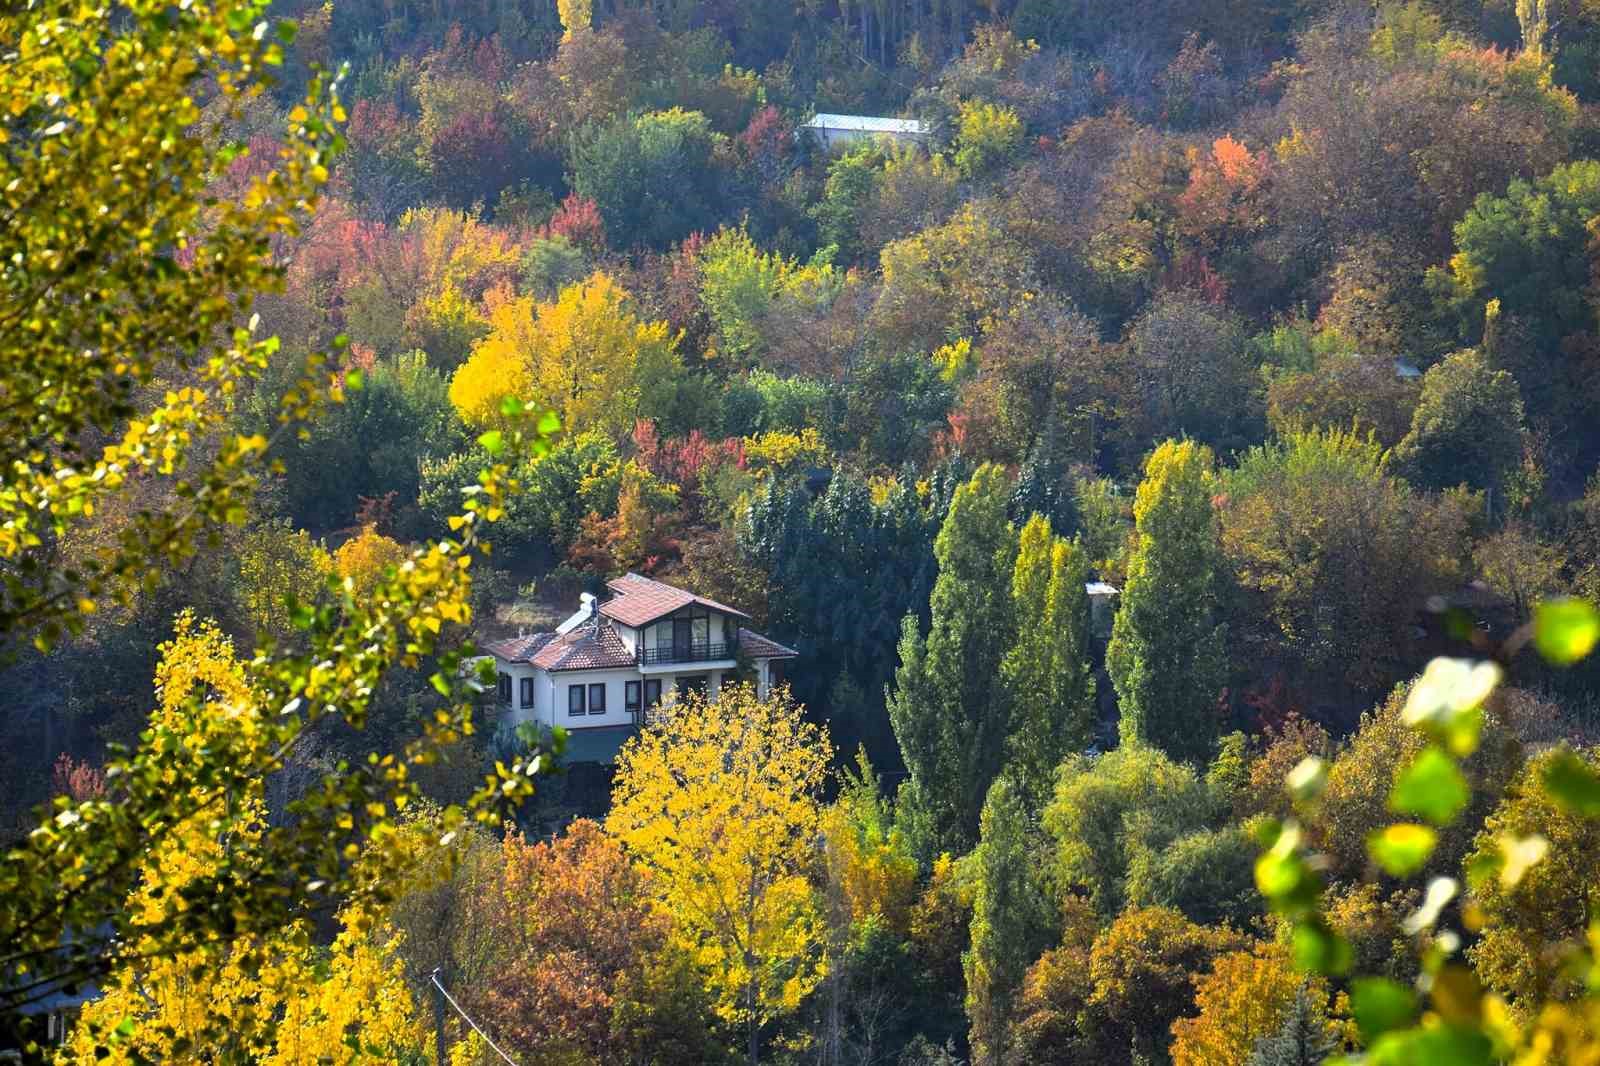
804 113 929 135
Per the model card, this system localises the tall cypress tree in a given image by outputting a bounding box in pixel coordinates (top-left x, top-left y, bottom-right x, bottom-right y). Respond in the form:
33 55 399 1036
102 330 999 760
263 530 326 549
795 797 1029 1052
1002 515 1096 812
888 464 1018 856
1106 440 1228 763
964 774 1054 1066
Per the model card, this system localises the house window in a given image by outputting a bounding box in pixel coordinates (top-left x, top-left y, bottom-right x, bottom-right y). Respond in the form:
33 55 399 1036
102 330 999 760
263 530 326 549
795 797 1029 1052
644 679 662 707
568 684 586 717
497 672 511 704
588 683 607 715
625 681 641 713
519 677 534 708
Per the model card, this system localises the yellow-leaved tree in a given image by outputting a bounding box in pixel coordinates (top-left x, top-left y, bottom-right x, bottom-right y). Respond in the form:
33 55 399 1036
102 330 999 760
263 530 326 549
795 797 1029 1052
237 520 334 640
607 683 832 1065
450 272 680 440
62 613 422 1062
0 3 559 1054
334 524 411 600
558 0 593 40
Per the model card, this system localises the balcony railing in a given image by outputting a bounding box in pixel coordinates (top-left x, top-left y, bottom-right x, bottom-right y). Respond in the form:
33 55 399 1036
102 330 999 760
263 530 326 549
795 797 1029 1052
639 641 732 666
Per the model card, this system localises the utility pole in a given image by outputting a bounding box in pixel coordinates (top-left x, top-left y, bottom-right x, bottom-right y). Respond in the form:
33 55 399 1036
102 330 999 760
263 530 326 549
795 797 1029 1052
431 967 448 1066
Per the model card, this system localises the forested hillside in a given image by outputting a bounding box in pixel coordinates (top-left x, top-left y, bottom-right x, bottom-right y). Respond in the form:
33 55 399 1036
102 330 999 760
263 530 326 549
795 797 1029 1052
10 0 1600 1062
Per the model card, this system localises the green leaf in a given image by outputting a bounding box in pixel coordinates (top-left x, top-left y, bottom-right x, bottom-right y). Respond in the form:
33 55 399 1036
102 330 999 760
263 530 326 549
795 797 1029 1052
276 18 299 43
537 409 562 434
1390 747 1469 826
429 672 452 697
1534 598 1600 665
1350 977 1418 1044
1541 749 1600 816
477 430 505 456
1291 920 1352 976
344 369 363 391
499 395 523 418
1368 823 1438 877
1367 1024 1493 1066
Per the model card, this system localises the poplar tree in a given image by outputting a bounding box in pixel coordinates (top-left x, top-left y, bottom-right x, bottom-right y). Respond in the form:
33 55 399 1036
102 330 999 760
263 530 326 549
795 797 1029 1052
1106 440 1229 763
1002 515 1096 812
964 774 1053 1066
888 464 1018 856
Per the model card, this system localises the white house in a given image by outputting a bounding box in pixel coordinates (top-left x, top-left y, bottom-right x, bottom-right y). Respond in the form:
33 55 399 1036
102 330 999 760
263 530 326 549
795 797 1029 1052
482 573 798 760
801 113 930 152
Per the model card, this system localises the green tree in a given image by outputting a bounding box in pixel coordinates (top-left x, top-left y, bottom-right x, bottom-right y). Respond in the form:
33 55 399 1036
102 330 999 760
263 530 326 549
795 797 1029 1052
952 100 1024 178
1044 744 1212 918
888 464 1018 856
1106 440 1229 762
1434 159 1600 344
271 351 465 534
1001 515 1096 811
964 774 1054 1066
568 108 725 250
1391 348 1529 498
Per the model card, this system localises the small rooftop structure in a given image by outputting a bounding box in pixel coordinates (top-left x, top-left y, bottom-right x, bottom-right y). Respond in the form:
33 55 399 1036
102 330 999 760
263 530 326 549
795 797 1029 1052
1086 582 1120 641
802 113 930 152
1394 359 1423 380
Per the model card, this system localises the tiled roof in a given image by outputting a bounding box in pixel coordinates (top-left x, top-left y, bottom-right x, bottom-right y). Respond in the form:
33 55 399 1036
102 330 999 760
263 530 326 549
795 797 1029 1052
530 621 637 672
600 572 750 627
482 632 557 663
738 628 798 660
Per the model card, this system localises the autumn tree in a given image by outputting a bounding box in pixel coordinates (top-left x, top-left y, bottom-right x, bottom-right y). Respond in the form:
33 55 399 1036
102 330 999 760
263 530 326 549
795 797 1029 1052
476 820 717 1062
0 6 559 1042
1106 440 1229 763
888 464 1018 857
450 273 682 440
235 520 333 641
333 525 410 600
1220 428 1471 694
964 774 1054 1066
1466 746 1600 1010
1001 515 1096 811
607 683 832 1065
1118 293 1263 460
61 614 422 1062
1169 946 1315 1066
1087 906 1248 1061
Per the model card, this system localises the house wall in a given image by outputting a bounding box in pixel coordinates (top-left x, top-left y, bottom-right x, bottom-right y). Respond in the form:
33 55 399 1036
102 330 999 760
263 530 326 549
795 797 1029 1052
808 126 927 153
547 667 644 730
499 662 544 728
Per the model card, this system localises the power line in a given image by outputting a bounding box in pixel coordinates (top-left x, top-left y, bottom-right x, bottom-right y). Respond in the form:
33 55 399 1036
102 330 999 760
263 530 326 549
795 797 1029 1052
429 969 521 1066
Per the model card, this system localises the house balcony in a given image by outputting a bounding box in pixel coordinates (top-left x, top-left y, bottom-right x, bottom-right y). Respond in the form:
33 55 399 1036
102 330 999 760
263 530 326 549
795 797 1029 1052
638 641 733 667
